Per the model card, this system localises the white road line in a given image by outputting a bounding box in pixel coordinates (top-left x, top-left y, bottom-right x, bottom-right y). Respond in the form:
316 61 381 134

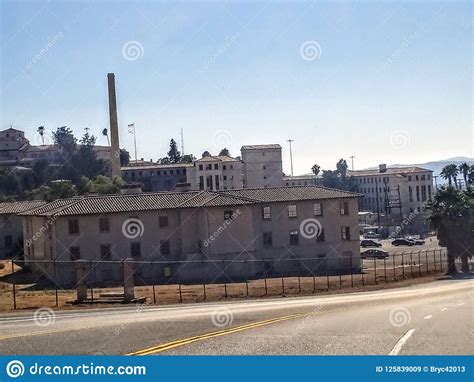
389 329 416 356
441 308 448 311
424 315 433 319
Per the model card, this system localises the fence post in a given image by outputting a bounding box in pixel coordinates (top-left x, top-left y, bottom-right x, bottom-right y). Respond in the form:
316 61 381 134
425 250 429 274
90 260 94 303
53 259 58 307
383 257 387 283
245 259 249 297
223 259 228 298
393 253 396 281
401 252 405 279
281 272 285 295
409 252 413 278
434 249 437 272
11 260 16 310
418 251 422 277
350 254 354 288
327 272 330 291
373 255 377 285
338 257 342 289
262 259 268 296
361 265 364 287
123 258 135 303
298 259 302 294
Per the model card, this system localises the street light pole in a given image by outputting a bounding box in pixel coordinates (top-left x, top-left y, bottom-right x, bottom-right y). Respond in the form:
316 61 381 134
350 155 355 171
287 139 294 176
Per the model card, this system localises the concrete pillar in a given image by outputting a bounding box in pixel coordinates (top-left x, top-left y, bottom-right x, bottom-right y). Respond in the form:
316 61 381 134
122 258 135 303
107 73 121 179
75 260 88 303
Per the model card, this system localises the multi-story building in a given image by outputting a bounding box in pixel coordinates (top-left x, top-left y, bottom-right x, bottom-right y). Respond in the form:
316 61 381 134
0 127 29 164
21 186 360 286
0 200 46 258
241 144 284 188
284 174 322 187
348 164 434 234
187 155 244 191
121 163 192 192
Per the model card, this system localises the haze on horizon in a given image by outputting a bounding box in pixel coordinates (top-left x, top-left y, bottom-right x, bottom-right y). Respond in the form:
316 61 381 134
1 1 472 175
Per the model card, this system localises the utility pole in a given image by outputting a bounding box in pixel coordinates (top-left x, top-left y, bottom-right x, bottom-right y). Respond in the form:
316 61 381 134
180 127 185 155
433 175 439 190
287 139 294 176
128 123 138 163
350 155 355 171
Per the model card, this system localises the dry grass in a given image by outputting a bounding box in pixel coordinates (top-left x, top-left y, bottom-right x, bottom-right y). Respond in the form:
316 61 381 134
0 258 447 312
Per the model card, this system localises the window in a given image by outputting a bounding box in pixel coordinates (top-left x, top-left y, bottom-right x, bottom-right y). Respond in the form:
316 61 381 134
99 217 109 233
340 201 349 215
289 230 299 246
223 175 227 180
214 164 218 170
263 232 273 247
288 205 297 218
421 175 425 180
206 164 212 170
428 185 432 200
199 176 204 190
68 219 79 235
100 244 112 260
199 164 203 171
157 170 161 175
408 186 413 202
408 176 412 181
206 175 213 190
416 186 420 202
159 216 169 228
4 235 12 248
131 242 141 258
223 165 227 170
341 226 351 240
69 246 81 261
215 175 220 190
263 165 266 170
160 240 170 255
415 175 419 181
224 210 234 220
313 203 323 216
262 206 271 219
421 185 427 202
316 228 325 242
170 170 173 174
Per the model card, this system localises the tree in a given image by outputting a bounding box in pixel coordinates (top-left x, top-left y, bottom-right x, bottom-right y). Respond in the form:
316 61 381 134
32 181 78 202
37 126 45 146
120 149 130 166
429 187 473 273
311 164 320 176
102 128 110 146
459 163 470 188
180 154 195 163
440 164 459 187
219 148 230 156
167 139 181 163
469 165 474 186
336 159 348 179
90 175 122 194
52 126 77 153
202 151 211 157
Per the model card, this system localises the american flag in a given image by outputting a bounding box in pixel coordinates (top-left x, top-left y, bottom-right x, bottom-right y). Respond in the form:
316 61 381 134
127 123 135 134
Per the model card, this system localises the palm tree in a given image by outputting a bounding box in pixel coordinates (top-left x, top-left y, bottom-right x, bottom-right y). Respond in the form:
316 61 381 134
102 128 110 146
469 165 474 186
459 163 470 189
311 164 321 176
37 126 45 145
440 164 459 187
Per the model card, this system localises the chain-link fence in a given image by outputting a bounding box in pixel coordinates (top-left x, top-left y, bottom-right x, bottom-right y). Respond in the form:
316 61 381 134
1 248 469 310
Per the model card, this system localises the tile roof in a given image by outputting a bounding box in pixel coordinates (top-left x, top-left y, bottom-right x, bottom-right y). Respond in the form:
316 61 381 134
121 163 193 171
241 144 281 150
19 186 359 217
0 200 46 215
195 155 240 162
347 166 432 177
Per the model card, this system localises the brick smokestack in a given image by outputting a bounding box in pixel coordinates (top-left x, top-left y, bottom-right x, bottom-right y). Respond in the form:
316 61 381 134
107 73 121 179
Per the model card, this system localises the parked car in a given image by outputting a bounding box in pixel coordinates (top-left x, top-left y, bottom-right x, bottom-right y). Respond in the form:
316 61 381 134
360 239 382 248
364 231 381 239
411 239 425 245
361 249 389 259
391 238 415 246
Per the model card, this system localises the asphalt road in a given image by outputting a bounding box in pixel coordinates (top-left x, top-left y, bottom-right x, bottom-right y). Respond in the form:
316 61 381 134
0 277 472 355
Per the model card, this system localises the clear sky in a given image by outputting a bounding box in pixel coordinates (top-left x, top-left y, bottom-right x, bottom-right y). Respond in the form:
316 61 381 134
1 0 472 174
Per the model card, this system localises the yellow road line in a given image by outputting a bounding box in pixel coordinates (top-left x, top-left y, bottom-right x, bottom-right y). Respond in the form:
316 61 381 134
128 313 309 356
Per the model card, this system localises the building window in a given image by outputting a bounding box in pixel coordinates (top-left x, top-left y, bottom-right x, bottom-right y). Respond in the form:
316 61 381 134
131 242 141 258
99 217 110 233
159 216 169 228
223 175 227 180
262 206 271 219
341 226 351 240
408 176 412 181
68 219 79 235
421 175 425 180
170 170 174 174
263 232 273 247
157 170 161 175
4 235 12 248
263 165 266 170
316 228 325 242
428 185 432 200
224 210 234 220
314 203 323 216
199 164 203 171
416 186 420 202
100 244 112 260
223 165 227 170
160 240 170 255
206 175 213 190
340 201 349 215
215 175 220 190
408 186 413 202
199 176 204 190
214 164 218 170
70 246 81 261
288 205 297 218
289 230 299 246
421 185 427 202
